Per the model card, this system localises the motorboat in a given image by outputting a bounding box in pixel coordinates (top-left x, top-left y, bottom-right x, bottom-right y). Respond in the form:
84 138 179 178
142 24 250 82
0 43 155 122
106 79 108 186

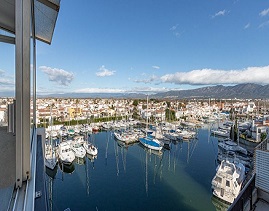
211 160 245 204
69 136 86 158
211 128 230 138
218 139 248 155
83 142 98 156
57 142 75 165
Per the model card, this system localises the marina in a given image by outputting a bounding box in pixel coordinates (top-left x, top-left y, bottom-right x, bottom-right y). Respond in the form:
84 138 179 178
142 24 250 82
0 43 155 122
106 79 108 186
44 123 251 211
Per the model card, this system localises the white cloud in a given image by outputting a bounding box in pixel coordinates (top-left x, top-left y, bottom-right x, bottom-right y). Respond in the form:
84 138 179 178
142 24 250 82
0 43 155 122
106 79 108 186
174 32 182 38
212 10 227 18
133 74 158 84
0 78 14 86
259 20 269 28
152 65 160 69
170 24 178 31
39 66 74 86
259 8 269 17
130 87 170 93
96 65 115 77
244 23 250 29
74 88 125 93
160 66 269 85
74 86 175 94
0 69 15 86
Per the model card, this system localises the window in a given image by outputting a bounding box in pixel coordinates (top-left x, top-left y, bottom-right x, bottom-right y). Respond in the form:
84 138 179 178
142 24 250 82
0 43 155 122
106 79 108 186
226 180 230 187
215 176 222 183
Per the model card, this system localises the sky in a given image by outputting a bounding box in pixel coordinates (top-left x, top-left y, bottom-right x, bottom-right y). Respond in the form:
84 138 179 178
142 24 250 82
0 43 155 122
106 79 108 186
1 0 269 96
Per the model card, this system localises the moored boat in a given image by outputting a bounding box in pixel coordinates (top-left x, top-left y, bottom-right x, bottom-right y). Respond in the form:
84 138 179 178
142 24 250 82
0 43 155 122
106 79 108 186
139 136 163 151
57 142 76 165
211 159 245 204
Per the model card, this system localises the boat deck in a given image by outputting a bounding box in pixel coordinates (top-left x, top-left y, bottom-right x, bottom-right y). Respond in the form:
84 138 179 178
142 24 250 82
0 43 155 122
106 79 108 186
0 126 16 211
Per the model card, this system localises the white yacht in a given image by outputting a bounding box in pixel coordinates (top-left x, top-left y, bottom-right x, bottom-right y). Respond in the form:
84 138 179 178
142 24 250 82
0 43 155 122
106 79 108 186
83 142 98 156
211 160 245 204
57 142 76 165
69 136 86 158
163 131 179 141
58 126 68 137
218 139 248 155
211 128 230 138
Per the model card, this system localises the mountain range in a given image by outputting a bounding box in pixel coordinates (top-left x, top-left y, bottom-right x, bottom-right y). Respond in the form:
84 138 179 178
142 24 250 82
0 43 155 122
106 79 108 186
1 83 268 99
153 83 269 99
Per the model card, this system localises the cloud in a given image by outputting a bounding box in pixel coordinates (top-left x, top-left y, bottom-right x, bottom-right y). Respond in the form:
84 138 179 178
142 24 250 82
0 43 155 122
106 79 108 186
169 24 184 38
160 66 269 85
170 24 178 31
259 8 269 17
96 65 115 77
244 23 250 29
0 78 14 86
152 66 160 69
259 20 269 28
130 86 171 93
174 32 182 38
39 66 74 86
133 74 158 84
0 69 15 86
74 86 175 94
74 88 125 93
212 10 227 18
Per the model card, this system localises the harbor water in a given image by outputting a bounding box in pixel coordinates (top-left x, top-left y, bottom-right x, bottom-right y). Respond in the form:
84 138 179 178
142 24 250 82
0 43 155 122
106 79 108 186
46 125 222 211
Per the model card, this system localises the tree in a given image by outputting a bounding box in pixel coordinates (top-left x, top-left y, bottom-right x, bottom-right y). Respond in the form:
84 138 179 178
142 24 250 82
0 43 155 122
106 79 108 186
165 109 176 121
261 132 267 142
133 99 138 106
166 101 171 108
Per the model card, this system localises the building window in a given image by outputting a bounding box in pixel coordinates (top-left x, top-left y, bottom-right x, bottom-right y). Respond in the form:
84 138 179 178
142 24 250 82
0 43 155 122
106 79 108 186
226 180 230 187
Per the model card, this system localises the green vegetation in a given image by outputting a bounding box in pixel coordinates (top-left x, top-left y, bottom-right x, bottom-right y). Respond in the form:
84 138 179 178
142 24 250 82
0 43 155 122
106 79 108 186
132 99 138 106
165 109 176 121
37 115 128 128
261 132 267 142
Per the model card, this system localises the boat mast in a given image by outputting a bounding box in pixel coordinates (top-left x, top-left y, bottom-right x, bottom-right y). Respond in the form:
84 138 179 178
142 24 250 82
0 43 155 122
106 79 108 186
146 95 149 131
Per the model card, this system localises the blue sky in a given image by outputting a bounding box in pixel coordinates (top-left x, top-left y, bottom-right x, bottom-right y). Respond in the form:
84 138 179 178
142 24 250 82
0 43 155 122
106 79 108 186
1 0 269 95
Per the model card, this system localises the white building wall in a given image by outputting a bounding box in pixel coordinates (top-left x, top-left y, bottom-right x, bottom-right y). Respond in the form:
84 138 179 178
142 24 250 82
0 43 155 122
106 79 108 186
0 110 5 122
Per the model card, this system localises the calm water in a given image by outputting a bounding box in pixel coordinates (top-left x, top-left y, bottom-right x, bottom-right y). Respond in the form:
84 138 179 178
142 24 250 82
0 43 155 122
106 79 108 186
46 125 221 211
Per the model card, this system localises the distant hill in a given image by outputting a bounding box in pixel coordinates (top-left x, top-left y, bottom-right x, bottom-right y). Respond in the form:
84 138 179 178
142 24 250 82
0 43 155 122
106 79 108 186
38 92 147 99
153 83 269 99
2 83 268 99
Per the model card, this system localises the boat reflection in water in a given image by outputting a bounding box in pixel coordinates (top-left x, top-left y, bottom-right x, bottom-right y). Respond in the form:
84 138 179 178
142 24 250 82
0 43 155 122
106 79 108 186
45 165 58 179
211 195 230 211
75 156 86 165
87 154 97 169
48 128 220 210
45 165 59 211
59 162 75 174
138 142 164 195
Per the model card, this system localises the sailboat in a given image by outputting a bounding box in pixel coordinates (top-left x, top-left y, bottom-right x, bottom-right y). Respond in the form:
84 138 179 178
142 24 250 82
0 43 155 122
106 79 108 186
45 105 58 170
139 96 164 151
84 133 98 156
44 141 58 170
